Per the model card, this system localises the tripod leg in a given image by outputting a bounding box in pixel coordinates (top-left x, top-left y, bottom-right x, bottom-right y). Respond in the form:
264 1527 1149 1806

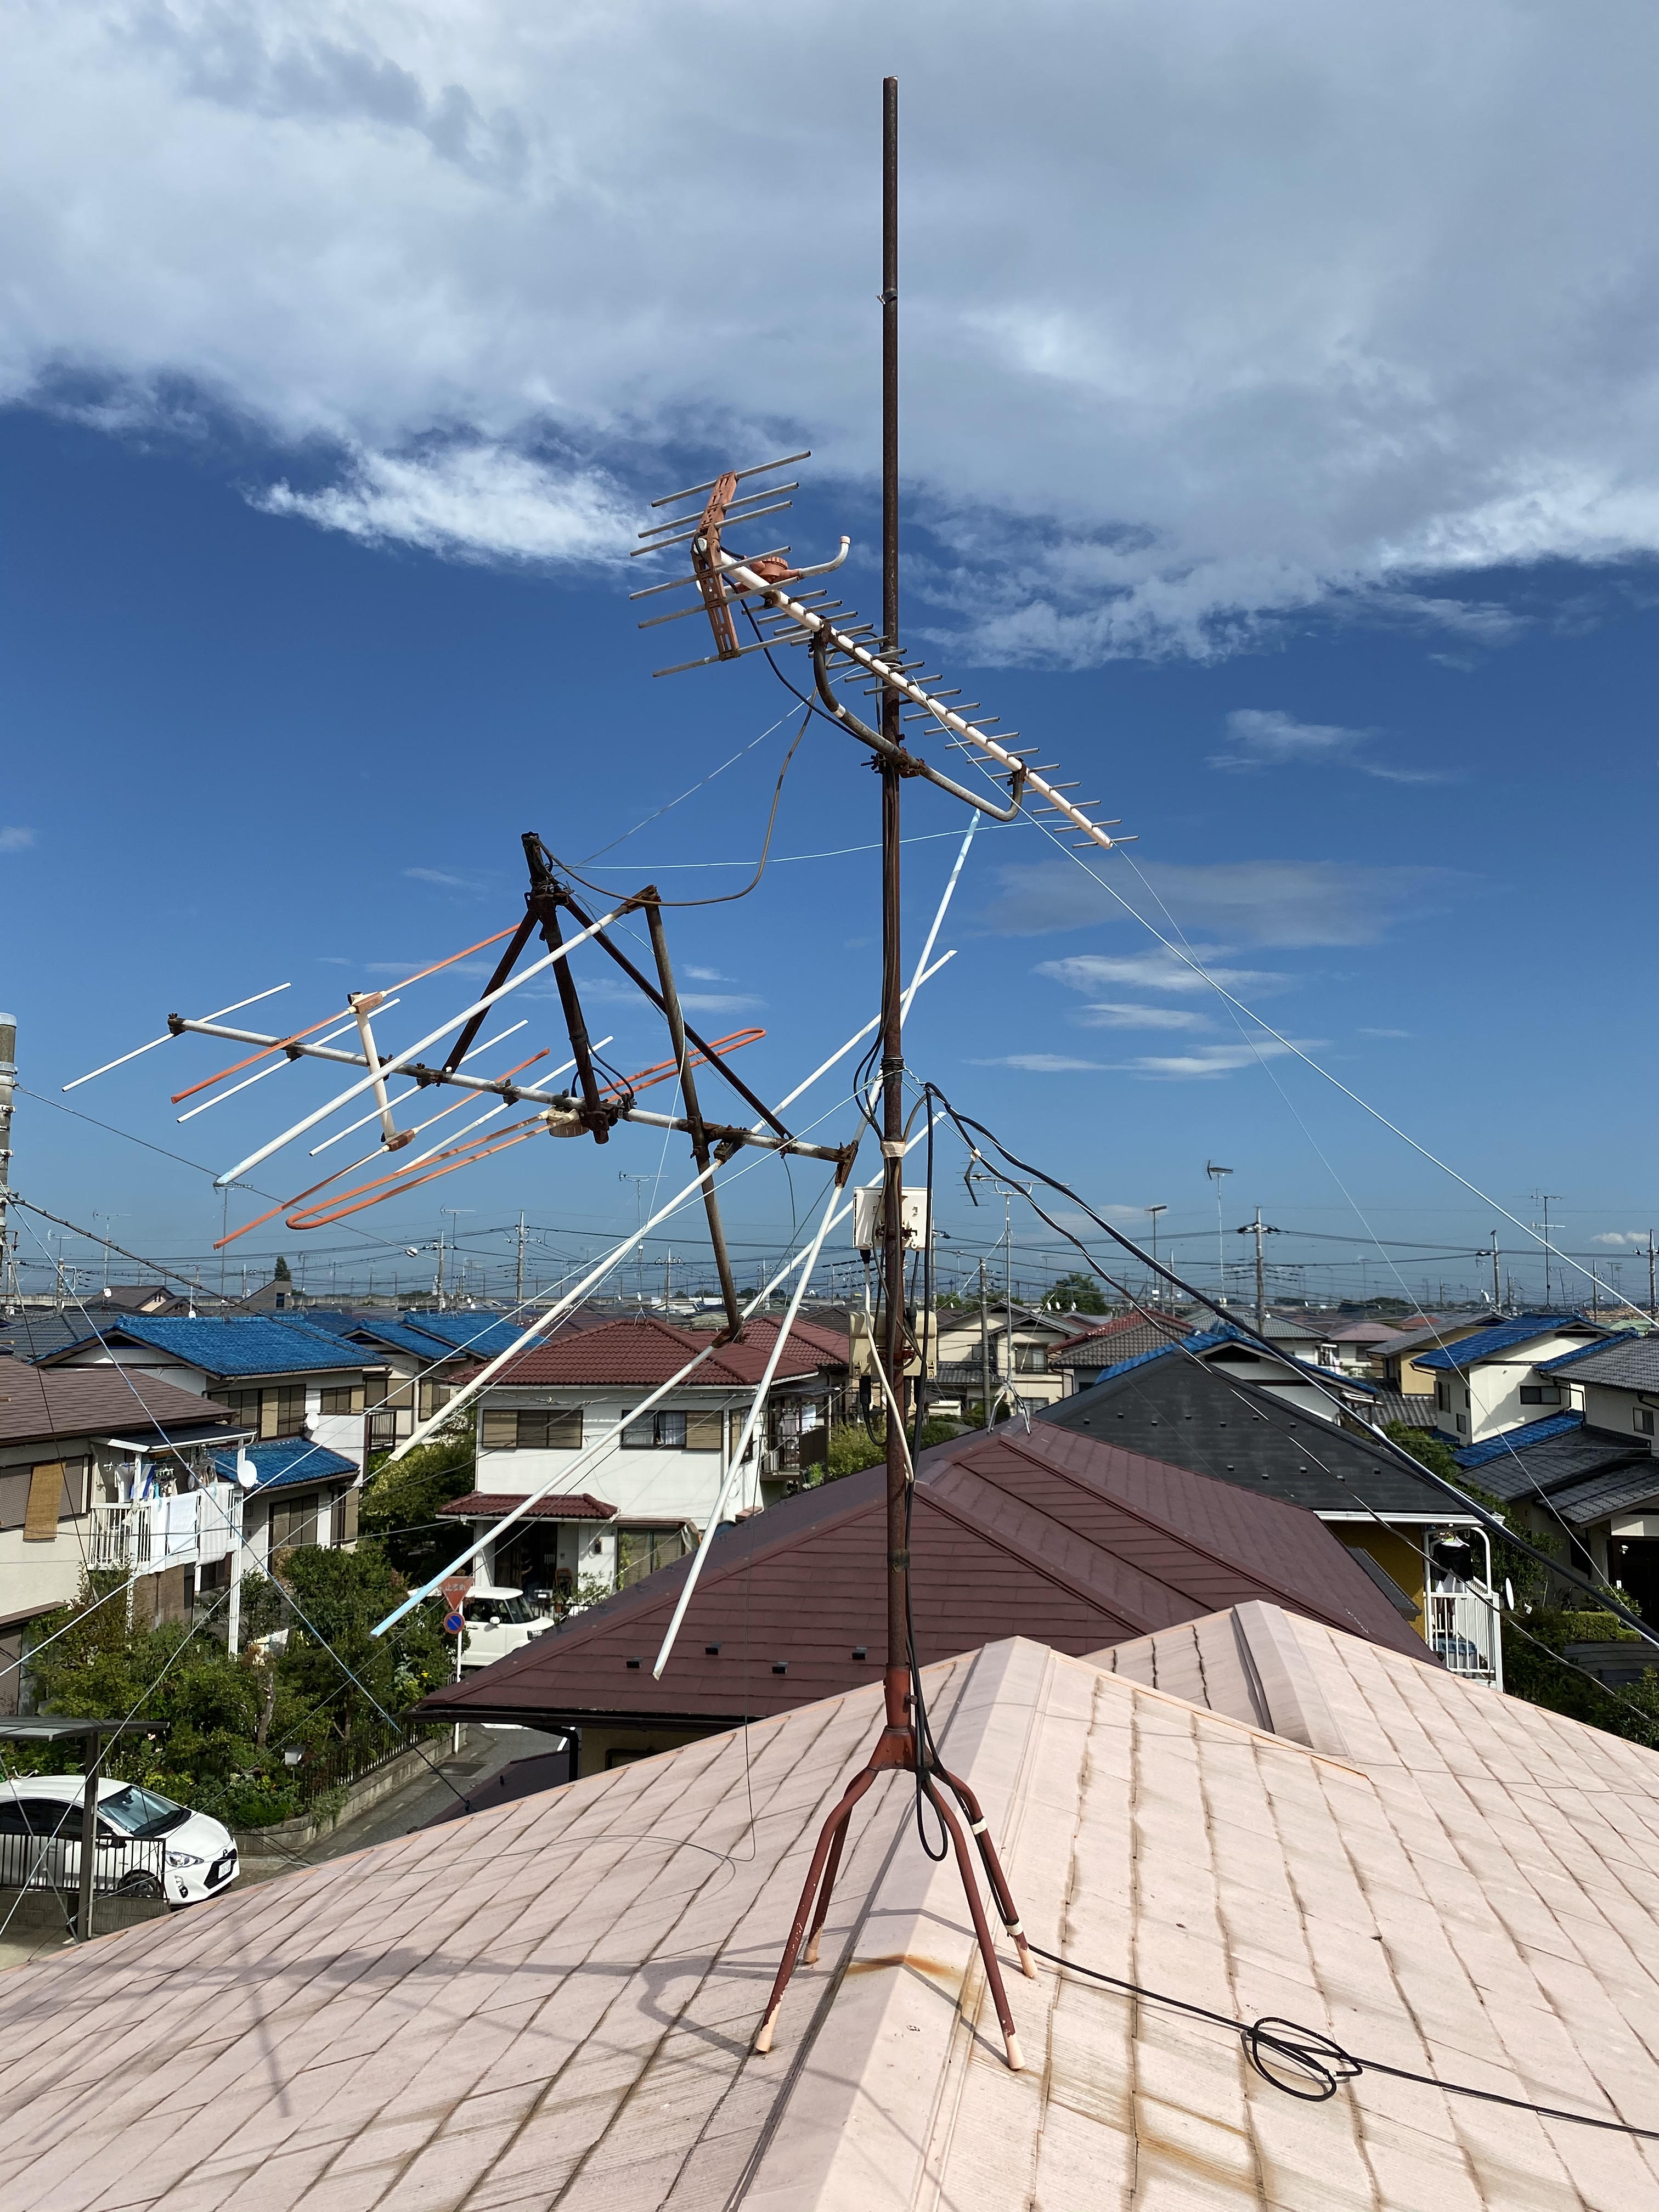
927 1784 1026 2072
938 1766 1036 1979
801 1813 851 1968
753 1767 878 2055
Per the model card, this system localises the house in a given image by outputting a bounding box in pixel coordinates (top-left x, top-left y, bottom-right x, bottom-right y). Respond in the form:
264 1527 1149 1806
1323 1315 1400 1373
14 1615 1659 2212
929 1300 1080 1417
441 1314 848 1604
1037 1348 1487 1654
1373 1312 1497 1398
419 1420 1427 1774
0 1363 244 1707
207 1437 363 1574
36 1314 377 1469
1538 1329 1659 1440
1068 1318 1381 1426
1045 1310 1190 1389
1417 1310 1613 1444
297 1311 529 1452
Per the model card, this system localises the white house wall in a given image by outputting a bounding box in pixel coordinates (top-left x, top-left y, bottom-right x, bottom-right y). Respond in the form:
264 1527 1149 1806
476 1393 749 1528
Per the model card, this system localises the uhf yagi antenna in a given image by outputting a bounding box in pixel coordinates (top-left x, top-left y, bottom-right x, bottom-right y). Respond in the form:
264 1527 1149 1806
66 838 850 1340
628 80 1102 2074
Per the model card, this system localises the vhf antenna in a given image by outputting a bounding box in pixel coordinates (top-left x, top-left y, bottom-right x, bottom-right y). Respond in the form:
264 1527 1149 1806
631 79 1107 2075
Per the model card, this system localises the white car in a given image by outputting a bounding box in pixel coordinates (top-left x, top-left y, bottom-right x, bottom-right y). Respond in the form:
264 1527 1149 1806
459 1584 552 1672
0 1776 239 1907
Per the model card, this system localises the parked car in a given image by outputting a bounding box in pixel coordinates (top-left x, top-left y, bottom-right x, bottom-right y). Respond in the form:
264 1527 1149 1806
0 1777 238 1907
459 1584 554 1672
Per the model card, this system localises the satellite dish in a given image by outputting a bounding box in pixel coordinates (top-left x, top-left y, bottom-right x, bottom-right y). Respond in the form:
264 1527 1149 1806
1504 1577 1516 1610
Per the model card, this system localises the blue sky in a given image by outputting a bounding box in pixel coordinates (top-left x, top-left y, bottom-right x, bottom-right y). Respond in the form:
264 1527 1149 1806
5 5 1658 1313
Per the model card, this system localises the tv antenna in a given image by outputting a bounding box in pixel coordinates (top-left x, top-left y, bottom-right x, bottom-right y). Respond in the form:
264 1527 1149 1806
628 79 1139 2074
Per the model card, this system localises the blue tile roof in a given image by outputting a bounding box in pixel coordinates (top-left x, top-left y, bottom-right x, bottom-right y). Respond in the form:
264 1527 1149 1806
397 1311 527 1358
1084 1321 1376 1396
1538 1331 1643 1373
46 1314 364 1377
208 1437 358 1493
1454 1410 1585 1469
1417 1313 1602 1373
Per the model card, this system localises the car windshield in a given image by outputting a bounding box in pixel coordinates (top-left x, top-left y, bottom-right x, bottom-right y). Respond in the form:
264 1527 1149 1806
98 1784 190 1838
472 1595 534 1624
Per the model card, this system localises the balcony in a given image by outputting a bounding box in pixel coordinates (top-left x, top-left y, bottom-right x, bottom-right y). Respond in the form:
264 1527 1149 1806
88 1487 243 1574
1426 1583 1503 1690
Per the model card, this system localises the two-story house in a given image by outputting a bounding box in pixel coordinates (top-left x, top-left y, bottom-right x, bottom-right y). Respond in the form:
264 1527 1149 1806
1417 1312 1612 1445
439 1314 847 1606
299 1310 531 1452
0 1361 245 1707
930 1304 1080 1419
37 1316 376 1469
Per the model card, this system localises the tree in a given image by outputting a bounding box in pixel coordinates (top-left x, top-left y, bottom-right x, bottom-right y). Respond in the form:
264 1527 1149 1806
358 1420 477 1583
273 1255 292 1283
1042 1272 1109 1315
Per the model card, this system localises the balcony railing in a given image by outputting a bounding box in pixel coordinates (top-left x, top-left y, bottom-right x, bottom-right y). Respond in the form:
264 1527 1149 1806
1426 1584 1503 1690
88 1486 242 1574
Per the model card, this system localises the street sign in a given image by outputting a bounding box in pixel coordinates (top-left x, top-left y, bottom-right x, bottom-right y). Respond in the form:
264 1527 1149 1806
440 1575 473 1611
443 1611 466 1635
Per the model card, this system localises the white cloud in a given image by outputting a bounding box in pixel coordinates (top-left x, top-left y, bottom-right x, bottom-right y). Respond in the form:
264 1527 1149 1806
1068 1002 1209 1030
1359 1026 1412 1038
970 1053 1107 1073
999 859 1457 946
10 5 1659 649
1035 949 1261 995
404 866 477 889
684 966 732 982
680 992 761 1015
1593 1231 1651 1248
0 827 35 853
1122 1039 1317 1081
1211 708 1364 771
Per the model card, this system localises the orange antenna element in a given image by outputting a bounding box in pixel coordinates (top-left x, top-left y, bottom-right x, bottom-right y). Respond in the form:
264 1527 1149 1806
286 1118 549 1231
601 1027 765 1101
170 924 522 1104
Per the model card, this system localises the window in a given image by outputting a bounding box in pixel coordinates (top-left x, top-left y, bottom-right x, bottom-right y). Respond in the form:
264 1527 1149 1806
685 1411 723 1452
417 1379 452 1421
1637 1408 1656 1437
1520 1385 1560 1407
1013 1344 1048 1374
319 1382 364 1416
617 1526 690 1589
268 1496 316 1553
1435 1380 1448 1412
483 1409 584 1450
621 1411 686 1450
213 1388 262 1432
329 1486 360 1546
1456 1413 1468 1434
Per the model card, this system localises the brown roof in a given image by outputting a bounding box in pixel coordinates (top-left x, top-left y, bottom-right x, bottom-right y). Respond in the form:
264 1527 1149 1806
1048 1314 1188 1367
438 1489 617 1521
1049 1309 1187 1355
10 1622 1659 2211
417 1422 1427 1727
0 1362 239 1450
455 1311 839 1390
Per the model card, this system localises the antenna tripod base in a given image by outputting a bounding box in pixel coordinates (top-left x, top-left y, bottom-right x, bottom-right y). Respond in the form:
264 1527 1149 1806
751 1667 1034 2070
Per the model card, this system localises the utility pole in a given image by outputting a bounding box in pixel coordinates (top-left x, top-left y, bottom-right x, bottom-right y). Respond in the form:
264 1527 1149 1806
1235 1207 1280 1331
1146 1204 1166 1303
979 1259 992 1429
1650 1232 1657 1323
515 1211 526 1311
0 1012 13 1317
1532 1192 1562 1306
1206 1162 1233 1305
1489 1233 1500 1310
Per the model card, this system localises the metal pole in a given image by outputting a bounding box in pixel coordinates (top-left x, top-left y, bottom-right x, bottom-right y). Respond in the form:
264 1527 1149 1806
879 74 910 1694
979 1257 991 1427
1650 1233 1656 1323
1147 1204 1166 1302
515 1212 526 1311
77 1729 99 1942
1491 1233 1500 1309
1253 1208 1266 1330
0 1014 13 1317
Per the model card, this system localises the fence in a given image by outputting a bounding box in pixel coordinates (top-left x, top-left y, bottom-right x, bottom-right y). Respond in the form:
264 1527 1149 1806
1427 1585 1503 1690
0 1828 167 1896
289 1720 447 1811
88 1486 242 1573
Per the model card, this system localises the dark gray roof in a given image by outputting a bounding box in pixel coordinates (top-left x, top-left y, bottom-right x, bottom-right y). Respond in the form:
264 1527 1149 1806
1051 1319 1187 1370
0 1312 91 1362
1539 1335 1659 1392
1036 1355 1458 1520
1453 1419 1659 1526
1369 1390 1437 1431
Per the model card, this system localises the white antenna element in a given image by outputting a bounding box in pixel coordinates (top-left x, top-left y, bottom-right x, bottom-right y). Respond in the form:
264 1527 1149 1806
381 950 957 1470
176 1003 399 1123
308 1020 532 1152
210 911 622 1187
62 984 291 1091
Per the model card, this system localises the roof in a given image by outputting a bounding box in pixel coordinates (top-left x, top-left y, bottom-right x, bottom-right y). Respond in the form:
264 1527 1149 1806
418 1421 1425 1729
0 1364 240 1451
438 1489 618 1521
1539 1332 1659 1388
468 1312 840 1391
207 1437 358 1494
12 1616 1659 2211
396 1310 555 1358
1039 1352 1460 1518
0 1311 93 1362
1453 1416 1659 1525
1086 1322 1378 1397
1048 1315 1187 1368
1368 1388 1438 1430
1416 1311 1607 1371
36 1313 365 1378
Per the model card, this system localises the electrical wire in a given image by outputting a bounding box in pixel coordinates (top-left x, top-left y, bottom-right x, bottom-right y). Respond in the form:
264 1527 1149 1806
1025 1941 1659 2138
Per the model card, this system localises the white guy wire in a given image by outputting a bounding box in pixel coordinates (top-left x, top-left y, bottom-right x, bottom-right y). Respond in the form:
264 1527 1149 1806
212 912 620 1188
63 984 291 1091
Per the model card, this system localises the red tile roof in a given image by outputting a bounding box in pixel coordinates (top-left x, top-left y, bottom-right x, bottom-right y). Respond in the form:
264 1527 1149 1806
455 1312 842 1390
438 1491 617 1521
1049 1311 1188 1357
418 1421 1430 1728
